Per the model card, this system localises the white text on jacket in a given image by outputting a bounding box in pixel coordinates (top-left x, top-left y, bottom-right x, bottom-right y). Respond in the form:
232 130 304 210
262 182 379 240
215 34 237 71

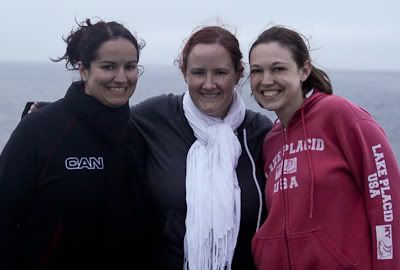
368 144 393 223
65 157 104 170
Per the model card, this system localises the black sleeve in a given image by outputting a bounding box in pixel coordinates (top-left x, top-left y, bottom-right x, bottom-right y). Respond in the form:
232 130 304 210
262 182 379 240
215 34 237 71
0 119 39 268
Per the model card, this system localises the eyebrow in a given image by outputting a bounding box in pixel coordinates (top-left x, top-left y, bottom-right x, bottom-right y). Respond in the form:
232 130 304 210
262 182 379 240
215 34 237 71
271 61 289 66
189 66 232 70
250 61 289 68
97 59 138 64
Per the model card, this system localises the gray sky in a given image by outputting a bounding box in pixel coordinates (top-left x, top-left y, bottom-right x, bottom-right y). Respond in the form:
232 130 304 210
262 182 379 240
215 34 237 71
1 0 399 71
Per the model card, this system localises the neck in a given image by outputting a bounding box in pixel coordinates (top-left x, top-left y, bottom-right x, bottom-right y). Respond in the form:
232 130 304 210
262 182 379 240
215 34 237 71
276 97 305 128
277 113 290 128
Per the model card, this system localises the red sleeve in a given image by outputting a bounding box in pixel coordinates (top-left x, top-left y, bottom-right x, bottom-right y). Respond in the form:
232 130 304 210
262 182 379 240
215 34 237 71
344 118 400 270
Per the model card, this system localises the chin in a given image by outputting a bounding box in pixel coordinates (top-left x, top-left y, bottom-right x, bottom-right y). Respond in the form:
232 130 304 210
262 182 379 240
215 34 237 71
107 99 128 108
260 103 278 112
201 108 220 117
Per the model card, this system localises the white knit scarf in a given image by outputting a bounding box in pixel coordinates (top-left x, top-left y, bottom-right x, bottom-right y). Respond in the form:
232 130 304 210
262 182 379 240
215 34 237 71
183 90 246 270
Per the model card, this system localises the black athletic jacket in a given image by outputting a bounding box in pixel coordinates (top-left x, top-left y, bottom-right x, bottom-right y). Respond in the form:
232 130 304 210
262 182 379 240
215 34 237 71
130 93 273 269
0 82 143 269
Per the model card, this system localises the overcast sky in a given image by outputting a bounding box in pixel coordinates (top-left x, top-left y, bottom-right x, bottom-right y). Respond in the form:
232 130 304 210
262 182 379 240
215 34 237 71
1 0 399 71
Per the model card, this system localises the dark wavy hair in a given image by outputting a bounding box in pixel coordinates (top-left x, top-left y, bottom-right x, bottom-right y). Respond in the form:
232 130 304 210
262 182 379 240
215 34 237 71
52 18 145 70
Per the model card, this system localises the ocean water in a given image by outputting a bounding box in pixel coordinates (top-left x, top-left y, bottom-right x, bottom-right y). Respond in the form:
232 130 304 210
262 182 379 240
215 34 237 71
0 62 399 165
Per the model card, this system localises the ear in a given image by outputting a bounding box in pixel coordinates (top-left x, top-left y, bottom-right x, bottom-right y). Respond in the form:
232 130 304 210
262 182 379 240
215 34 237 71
78 61 88 81
300 60 312 82
235 66 244 84
182 69 188 83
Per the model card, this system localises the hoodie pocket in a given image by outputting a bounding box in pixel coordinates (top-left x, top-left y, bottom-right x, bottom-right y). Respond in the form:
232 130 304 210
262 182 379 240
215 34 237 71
252 228 358 270
290 228 358 270
252 234 290 270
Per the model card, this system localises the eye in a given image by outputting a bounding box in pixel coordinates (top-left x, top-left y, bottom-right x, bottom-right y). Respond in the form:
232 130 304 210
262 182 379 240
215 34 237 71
126 63 138 70
215 70 228 76
272 66 285 72
101 64 115 71
190 69 205 75
250 68 262 75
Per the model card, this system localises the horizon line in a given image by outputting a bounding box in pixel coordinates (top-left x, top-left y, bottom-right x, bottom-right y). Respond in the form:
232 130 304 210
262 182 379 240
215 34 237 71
1 60 399 74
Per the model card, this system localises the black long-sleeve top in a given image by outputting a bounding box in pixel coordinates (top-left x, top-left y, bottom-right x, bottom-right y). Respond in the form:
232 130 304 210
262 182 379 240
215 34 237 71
130 93 273 269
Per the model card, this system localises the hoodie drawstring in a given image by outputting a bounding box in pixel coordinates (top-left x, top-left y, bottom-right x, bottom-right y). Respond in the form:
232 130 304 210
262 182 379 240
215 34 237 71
301 108 315 219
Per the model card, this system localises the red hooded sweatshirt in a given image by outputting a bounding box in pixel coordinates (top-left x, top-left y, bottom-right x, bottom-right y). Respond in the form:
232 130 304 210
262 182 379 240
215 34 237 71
252 91 400 270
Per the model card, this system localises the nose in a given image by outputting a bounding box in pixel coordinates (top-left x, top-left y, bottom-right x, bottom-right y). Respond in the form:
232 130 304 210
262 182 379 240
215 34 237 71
261 71 274 86
114 68 128 83
203 73 216 90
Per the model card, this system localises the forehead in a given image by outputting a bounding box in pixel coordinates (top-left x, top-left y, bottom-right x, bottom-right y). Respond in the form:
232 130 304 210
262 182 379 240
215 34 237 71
94 38 138 62
250 42 295 65
187 43 233 67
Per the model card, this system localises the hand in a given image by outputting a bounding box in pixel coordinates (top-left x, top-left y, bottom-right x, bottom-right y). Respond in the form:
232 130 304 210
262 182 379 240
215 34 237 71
27 102 40 114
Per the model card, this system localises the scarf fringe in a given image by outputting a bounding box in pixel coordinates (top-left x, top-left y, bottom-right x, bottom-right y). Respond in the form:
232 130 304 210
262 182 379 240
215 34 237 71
184 230 234 270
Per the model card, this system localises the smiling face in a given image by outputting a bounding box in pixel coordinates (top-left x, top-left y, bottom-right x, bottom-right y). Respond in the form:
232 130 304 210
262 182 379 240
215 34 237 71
249 42 311 125
184 43 240 118
80 37 139 108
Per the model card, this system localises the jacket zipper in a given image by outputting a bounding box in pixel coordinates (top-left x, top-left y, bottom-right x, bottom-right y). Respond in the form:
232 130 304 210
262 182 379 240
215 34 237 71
282 127 292 269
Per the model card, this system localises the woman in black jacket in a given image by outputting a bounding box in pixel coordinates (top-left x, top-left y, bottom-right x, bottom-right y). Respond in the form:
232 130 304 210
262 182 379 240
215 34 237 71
0 18 145 269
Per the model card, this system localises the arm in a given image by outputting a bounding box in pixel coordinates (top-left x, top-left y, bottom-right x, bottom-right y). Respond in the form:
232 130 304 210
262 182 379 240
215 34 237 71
0 120 39 268
344 118 400 270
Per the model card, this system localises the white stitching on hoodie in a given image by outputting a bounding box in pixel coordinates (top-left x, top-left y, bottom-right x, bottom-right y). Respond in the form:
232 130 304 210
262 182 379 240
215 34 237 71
242 128 263 231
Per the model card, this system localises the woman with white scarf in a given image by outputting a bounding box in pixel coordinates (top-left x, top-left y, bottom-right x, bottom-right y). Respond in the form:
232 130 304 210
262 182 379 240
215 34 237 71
130 26 272 270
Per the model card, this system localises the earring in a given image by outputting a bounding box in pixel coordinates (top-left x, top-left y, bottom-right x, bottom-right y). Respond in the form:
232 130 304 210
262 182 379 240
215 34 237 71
82 76 87 82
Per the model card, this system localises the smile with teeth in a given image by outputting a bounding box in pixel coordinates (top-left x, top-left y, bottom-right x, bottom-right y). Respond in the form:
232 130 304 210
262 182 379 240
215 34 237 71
108 87 127 92
261 90 280 97
200 92 220 98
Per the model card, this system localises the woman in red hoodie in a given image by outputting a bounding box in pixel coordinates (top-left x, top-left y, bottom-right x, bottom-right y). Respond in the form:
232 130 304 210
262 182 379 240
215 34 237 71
249 25 400 270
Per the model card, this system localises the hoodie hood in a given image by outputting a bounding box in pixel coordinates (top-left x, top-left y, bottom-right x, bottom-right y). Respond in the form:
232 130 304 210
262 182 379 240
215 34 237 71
287 90 327 128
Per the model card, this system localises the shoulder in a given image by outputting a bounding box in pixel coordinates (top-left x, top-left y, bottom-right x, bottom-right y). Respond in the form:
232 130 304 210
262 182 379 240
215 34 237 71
6 99 67 149
130 93 183 119
316 94 375 123
129 93 188 134
17 99 71 143
307 93 386 141
241 109 273 140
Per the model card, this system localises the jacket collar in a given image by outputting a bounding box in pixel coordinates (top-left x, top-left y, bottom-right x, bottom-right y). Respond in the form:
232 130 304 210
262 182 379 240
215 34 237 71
64 81 130 146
